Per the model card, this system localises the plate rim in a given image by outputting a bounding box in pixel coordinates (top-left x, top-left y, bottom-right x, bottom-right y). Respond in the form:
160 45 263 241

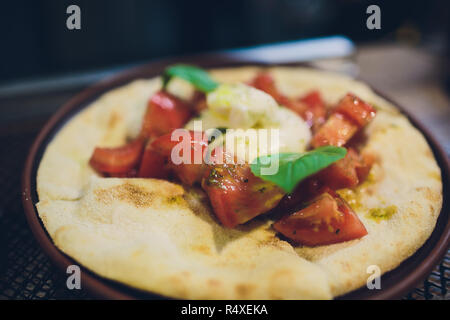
21 56 450 300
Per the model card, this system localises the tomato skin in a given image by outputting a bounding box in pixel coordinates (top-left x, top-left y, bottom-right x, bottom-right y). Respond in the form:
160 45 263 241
151 130 208 157
204 186 236 227
251 73 328 130
277 149 374 213
300 90 323 108
311 93 376 148
137 141 169 179
311 113 358 148
150 132 177 156
274 190 367 246
140 91 192 138
251 73 305 111
334 93 376 128
202 163 285 228
89 138 145 174
178 164 206 185
299 90 326 130
276 177 323 212
250 72 286 103
316 149 375 190
283 99 309 119
151 130 211 186
355 153 375 182
315 148 360 190
109 168 138 178
251 73 312 122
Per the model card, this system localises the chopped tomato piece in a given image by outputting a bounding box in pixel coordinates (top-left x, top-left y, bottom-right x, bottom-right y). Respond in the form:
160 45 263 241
202 163 285 228
251 73 312 118
300 90 323 108
311 113 358 147
169 163 204 186
311 93 376 148
137 141 169 179
299 90 326 130
355 152 375 182
276 177 323 212
172 146 227 185
109 168 138 178
150 131 177 155
250 72 288 104
283 100 310 119
313 149 375 190
89 138 144 174
151 130 208 158
334 93 376 128
274 190 367 246
251 74 327 129
151 130 213 185
315 148 360 190
140 91 192 138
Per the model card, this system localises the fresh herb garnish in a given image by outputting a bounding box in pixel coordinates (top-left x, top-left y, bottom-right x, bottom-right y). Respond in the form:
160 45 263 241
250 146 347 193
162 64 219 93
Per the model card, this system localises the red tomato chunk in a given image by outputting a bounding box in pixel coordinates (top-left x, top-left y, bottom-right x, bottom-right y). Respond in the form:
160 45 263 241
202 163 285 228
251 73 326 130
311 93 376 148
274 190 367 246
140 91 192 138
138 141 170 179
334 93 376 128
89 137 144 175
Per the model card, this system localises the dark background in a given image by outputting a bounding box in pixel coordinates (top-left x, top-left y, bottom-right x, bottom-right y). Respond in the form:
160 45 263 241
1 0 449 84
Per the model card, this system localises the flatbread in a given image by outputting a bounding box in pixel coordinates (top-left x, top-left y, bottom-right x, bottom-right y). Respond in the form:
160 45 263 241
36 67 443 299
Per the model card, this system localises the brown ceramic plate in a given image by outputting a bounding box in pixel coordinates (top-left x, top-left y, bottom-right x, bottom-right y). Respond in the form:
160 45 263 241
22 56 450 300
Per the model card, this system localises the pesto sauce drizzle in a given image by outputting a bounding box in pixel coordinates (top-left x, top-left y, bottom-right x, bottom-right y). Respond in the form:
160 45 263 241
367 205 398 222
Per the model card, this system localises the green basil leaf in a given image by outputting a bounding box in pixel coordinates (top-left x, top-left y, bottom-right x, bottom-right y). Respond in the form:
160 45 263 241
162 64 219 93
250 146 347 193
